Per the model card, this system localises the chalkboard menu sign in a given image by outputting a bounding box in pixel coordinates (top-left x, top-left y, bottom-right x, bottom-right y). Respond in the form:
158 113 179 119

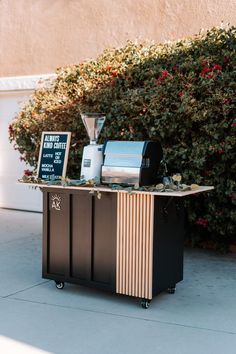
37 132 71 180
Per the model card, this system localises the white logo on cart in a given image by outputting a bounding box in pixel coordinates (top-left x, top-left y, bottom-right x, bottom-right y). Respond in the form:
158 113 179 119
51 194 61 211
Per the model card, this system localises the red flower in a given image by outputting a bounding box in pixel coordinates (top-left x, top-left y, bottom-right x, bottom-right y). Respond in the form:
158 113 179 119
195 217 208 228
217 149 225 155
212 64 222 71
173 65 178 72
200 64 221 78
156 70 169 85
24 169 33 177
200 67 211 77
231 122 236 127
161 70 168 79
112 70 118 77
178 91 184 97
106 65 112 71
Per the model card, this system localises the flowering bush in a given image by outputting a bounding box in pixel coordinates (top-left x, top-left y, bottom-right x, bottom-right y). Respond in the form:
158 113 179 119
9 26 236 249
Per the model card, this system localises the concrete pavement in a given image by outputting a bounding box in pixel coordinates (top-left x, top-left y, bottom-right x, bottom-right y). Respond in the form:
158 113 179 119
0 208 236 354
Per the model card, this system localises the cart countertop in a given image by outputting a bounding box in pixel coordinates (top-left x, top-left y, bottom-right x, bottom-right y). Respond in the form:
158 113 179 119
21 183 214 197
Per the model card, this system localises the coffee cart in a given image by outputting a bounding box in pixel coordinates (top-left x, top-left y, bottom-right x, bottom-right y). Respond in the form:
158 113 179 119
42 184 213 308
35 113 213 308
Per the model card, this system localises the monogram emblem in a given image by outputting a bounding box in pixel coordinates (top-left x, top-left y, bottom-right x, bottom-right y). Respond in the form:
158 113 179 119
51 194 61 211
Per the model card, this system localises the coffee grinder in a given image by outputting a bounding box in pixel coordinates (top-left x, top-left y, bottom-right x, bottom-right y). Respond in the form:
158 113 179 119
80 112 106 182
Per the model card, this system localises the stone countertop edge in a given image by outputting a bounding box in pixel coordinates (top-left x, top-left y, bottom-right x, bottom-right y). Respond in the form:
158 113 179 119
19 182 214 198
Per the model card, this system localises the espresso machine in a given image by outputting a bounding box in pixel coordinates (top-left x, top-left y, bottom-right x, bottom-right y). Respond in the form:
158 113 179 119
102 140 163 187
80 112 106 182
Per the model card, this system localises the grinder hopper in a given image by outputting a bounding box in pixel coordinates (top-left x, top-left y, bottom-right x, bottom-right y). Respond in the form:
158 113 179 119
80 112 106 181
81 112 106 145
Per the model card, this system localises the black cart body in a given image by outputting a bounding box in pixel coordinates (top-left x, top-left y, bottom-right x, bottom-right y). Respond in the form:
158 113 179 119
41 185 213 305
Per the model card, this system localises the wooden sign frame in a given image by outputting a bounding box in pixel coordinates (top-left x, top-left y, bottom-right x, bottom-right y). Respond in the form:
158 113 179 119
37 131 71 180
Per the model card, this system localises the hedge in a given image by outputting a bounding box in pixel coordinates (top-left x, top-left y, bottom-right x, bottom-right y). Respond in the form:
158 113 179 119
9 26 236 250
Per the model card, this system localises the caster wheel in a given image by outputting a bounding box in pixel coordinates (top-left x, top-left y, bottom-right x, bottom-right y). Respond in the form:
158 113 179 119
167 286 176 294
141 299 151 309
55 281 64 289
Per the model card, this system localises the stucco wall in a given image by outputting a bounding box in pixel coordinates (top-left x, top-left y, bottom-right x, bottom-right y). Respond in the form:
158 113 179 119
0 74 56 211
0 90 40 211
1 0 236 76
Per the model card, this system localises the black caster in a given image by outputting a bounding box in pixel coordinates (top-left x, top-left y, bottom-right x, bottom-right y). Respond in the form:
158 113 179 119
141 298 151 309
55 281 64 289
167 286 176 294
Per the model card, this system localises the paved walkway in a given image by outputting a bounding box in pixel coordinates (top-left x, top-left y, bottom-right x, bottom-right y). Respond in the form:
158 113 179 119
0 208 236 354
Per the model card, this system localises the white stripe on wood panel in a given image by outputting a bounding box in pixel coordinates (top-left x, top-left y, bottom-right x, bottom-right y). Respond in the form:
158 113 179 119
116 192 154 300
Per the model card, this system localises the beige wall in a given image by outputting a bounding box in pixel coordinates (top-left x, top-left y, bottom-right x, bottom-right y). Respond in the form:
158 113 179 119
1 0 236 77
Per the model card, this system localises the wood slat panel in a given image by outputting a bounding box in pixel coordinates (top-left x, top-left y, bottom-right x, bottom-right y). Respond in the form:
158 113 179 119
116 192 154 300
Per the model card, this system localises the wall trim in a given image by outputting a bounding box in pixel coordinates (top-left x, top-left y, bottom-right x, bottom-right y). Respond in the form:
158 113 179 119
0 74 56 93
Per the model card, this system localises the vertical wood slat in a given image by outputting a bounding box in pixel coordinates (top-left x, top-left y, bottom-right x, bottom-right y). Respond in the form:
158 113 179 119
129 195 133 296
135 194 139 296
138 194 142 297
116 192 154 300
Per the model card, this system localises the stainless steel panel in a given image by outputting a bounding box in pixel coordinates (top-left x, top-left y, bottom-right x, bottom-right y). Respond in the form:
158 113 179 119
102 166 140 185
103 141 145 169
105 141 145 155
104 155 142 167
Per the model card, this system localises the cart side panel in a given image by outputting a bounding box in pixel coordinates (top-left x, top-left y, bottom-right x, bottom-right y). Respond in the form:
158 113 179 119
42 190 48 278
43 190 70 278
152 196 185 296
71 191 92 281
92 192 117 290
